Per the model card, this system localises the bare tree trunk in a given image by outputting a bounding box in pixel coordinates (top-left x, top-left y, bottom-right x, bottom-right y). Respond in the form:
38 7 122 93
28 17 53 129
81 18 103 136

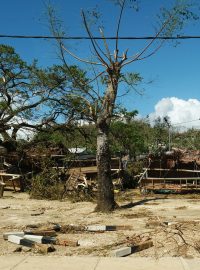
95 123 115 212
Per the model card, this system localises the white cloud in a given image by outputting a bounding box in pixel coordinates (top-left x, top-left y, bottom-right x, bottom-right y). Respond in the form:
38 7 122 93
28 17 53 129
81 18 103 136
149 97 200 130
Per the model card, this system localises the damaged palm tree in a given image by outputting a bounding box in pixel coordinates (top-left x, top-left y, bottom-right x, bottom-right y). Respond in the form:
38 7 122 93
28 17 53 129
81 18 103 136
48 0 198 212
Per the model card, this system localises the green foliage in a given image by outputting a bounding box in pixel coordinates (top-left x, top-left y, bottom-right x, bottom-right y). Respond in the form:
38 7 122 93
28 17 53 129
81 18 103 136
110 119 149 157
120 72 143 85
0 44 91 146
125 160 144 188
152 117 169 145
33 124 97 152
172 128 200 150
157 0 199 40
118 108 138 123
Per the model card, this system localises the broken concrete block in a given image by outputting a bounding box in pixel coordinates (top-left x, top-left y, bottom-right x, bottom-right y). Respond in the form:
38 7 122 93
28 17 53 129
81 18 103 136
3 232 24 240
23 235 56 244
8 235 34 248
111 240 153 257
111 247 132 257
86 225 133 232
86 225 106 231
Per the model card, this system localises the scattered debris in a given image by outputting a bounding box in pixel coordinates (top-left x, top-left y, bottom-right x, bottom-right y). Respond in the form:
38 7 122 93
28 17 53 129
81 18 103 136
86 225 133 232
146 221 162 228
111 240 153 257
26 224 41 229
0 173 22 192
59 224 85 233
0 206 10 209
56 239 79 247
31 211 44 216
23 235 56 244
33 243 56 254
8 235 35 248
175 206 188 210
13 246 31 253
13 247 23 253
130 240 153 253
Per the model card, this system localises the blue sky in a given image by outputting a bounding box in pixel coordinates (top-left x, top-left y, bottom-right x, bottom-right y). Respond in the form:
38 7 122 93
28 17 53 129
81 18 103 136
1 0 200 125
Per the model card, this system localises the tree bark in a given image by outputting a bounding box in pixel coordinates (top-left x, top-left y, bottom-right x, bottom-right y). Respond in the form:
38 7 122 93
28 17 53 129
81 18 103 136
95 123 115 212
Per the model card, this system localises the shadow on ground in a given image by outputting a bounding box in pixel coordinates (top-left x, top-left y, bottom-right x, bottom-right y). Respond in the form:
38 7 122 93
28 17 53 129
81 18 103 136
119 197 167 209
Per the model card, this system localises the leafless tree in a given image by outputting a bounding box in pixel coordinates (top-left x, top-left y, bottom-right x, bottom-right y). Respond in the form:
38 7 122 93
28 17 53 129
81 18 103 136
47 0 198 211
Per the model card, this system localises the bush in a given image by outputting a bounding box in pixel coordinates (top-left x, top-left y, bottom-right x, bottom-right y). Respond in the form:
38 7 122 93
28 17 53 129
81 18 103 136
121 161 144 189
30 168 65 200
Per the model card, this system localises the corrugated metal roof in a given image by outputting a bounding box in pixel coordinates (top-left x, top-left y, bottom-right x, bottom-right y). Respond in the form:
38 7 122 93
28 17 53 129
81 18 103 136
68 147 86 154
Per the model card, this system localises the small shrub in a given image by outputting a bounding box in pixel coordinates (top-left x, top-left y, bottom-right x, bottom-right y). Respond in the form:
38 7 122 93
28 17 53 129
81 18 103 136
30 168 65 200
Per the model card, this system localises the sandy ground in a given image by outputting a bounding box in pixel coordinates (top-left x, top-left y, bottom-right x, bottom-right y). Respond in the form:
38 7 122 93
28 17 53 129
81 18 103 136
1 190 200 258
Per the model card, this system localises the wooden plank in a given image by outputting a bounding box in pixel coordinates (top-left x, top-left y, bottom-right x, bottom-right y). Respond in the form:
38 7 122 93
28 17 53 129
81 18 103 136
0 173 21 177
131 240 153 253
143 177 200 181
53 166 120 174
144 168 200 173
56 239 79 247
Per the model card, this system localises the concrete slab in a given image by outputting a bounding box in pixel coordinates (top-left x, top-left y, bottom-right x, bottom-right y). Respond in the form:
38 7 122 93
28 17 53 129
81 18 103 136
23 235 56 244
0 256 200 270
0 255 97 270
3 232 24 240
7 235 34 247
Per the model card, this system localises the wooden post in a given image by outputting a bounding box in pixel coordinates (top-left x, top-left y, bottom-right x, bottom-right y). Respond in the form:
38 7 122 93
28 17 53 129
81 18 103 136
0 182 5 198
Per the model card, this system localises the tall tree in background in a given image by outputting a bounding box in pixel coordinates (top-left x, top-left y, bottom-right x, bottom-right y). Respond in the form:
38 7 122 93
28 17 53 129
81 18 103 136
48 0 198 211
0 45 50 149
0 44 87 150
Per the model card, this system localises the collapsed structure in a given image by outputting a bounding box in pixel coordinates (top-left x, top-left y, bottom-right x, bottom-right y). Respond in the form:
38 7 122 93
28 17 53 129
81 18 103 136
0 145 123 197
139 148 200 193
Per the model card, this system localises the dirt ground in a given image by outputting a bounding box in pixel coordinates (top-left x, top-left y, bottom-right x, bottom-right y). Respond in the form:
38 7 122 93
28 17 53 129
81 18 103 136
1 190 200 258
